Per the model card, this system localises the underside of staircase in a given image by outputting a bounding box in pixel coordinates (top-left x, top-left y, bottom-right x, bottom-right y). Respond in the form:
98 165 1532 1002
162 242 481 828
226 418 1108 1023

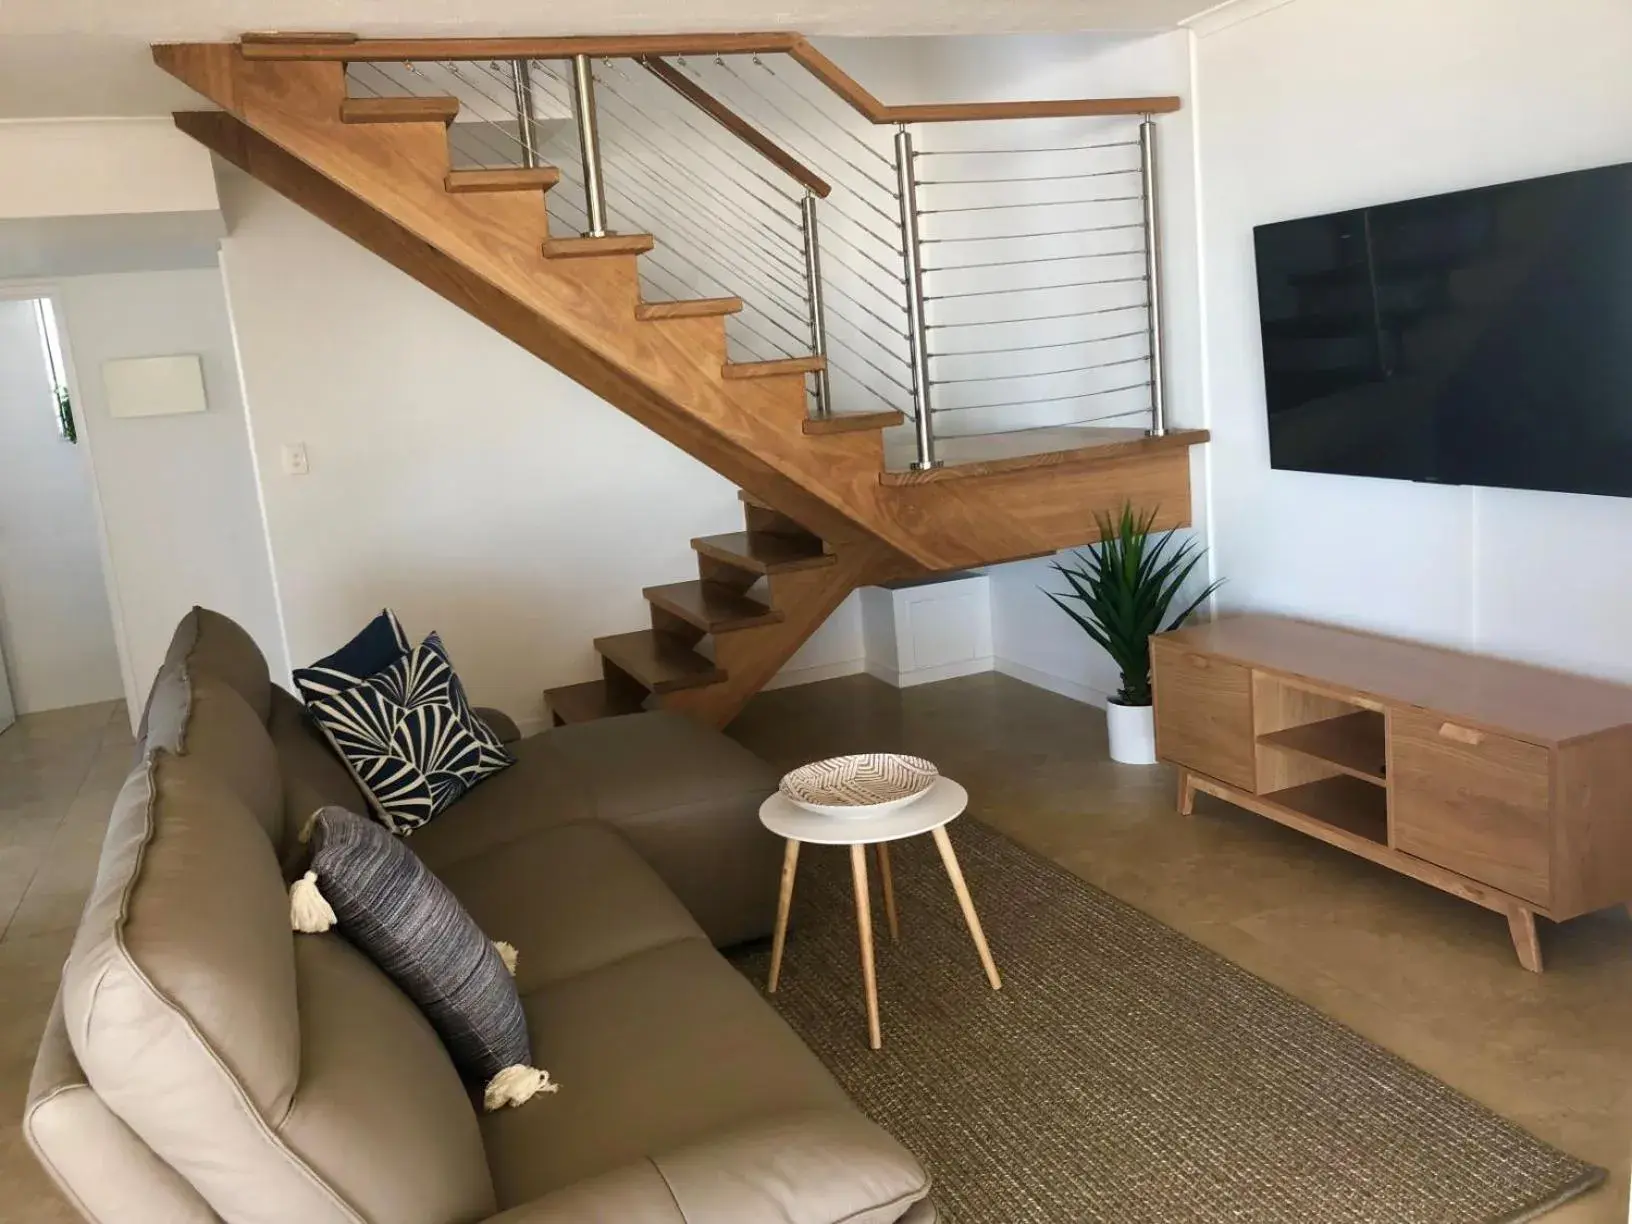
154 37 1208 728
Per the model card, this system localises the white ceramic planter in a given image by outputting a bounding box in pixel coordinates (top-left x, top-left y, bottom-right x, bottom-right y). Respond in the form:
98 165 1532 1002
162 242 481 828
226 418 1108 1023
1106 700 1157 765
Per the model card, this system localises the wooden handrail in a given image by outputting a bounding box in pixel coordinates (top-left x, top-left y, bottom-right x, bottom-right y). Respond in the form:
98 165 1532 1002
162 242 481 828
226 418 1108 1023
235 31 1182 121
637 58 830 198
239 32 803 61
785 38 1180 122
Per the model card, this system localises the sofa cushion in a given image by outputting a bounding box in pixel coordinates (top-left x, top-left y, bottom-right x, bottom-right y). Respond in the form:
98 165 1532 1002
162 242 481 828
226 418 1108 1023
482 938 854 1205
62 747 496 1224
308 632 514 834
303 806 533 1086
267 685 366 870
25 989 222 1224
433 821 704 993
292 607 409 703
163 605 273 725
144 665 286 850
280 934 496 1222
407 733 590 873
412 712 782 947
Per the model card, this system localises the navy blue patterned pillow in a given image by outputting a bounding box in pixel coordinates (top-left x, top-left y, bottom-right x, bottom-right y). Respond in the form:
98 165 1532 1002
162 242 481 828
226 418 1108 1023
293 609 410 703
307 633 514 834
293 806 554 1110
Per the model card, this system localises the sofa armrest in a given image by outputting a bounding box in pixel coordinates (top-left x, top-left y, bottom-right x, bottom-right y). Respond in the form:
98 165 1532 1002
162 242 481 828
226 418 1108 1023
487 1109 930 1224
474 707 522 745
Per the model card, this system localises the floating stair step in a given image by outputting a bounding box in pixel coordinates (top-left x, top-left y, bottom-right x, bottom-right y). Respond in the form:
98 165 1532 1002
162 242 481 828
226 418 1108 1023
644 581 784 633
722 356 827 381
544 679 644 725
635 297 744 321
802 410 905 436
692 531 835 576
341 96 460 125
445 167 561 194
592 630 726 695
542 233 655 259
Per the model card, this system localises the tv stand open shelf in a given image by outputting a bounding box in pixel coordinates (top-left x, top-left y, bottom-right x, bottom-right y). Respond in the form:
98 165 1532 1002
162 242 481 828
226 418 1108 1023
1153 615 1632 972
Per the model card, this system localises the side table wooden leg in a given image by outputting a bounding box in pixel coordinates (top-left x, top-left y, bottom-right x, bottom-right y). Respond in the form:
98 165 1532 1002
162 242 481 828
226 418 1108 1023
1507 905 1543 973
931 826 1002 990
876 842 900 942
1177 768 1196 817
850 845 882 1048
767 840 800 993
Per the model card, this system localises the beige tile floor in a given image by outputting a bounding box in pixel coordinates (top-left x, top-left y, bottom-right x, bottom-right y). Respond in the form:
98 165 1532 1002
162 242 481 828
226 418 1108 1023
0 700 134 1224
1 677 1627 1222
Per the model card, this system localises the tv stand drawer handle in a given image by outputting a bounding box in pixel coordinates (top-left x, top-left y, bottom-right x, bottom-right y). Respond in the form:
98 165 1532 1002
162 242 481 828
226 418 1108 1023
1438 722 1485 747
1186 654 1210 670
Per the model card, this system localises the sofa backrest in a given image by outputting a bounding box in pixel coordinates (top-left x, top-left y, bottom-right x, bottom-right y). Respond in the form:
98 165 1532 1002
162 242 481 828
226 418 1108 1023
33 609 498 1224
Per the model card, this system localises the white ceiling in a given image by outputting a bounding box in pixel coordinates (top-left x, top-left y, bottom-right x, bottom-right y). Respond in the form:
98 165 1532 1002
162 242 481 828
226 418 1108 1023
0 0 1233 117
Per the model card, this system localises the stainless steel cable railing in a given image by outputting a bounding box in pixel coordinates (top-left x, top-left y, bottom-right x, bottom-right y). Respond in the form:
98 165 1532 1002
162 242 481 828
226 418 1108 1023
342 47 1174 468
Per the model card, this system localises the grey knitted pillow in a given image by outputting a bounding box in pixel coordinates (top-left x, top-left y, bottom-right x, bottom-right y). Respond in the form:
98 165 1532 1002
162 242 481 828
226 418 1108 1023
291 806 554 1110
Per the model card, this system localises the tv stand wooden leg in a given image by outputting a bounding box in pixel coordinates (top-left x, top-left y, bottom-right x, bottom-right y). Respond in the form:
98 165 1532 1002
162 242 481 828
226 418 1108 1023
1177 769 1197 817
1506 906 1543 973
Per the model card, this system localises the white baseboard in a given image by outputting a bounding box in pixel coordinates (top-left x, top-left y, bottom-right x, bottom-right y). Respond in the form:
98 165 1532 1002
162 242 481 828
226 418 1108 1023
992 657 1112 709
763 657 868 692
864 657 994 689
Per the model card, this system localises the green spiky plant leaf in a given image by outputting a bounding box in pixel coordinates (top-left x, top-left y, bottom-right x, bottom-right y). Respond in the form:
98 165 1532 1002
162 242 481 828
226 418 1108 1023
1042 504 1223 706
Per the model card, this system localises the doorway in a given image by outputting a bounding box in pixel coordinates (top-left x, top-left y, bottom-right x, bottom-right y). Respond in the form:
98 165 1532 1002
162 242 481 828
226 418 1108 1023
0 294 122 733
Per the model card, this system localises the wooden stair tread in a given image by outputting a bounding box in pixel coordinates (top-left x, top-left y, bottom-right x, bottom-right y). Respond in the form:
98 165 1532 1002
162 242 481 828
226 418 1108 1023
692 531 834 575
445 167 561 193
802 410 905 436
544 679 645 724
722 355 826 381
542 233 655 258
644 581 783 632
635 297 744 321
341 96 460 125
593 630 726 694
880 425 1210 486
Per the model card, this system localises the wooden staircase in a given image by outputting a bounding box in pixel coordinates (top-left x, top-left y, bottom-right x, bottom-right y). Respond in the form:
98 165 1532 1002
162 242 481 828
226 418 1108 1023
152 36 1209 728
546 494 904 726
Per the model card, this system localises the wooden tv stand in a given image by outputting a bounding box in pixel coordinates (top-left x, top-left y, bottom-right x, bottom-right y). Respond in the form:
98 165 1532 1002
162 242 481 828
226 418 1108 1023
1151 616 1632 971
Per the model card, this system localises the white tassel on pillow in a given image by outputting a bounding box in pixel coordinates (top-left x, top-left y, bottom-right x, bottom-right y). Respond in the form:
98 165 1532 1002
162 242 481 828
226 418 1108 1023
493 941 519 976
289 871 337 934
483 1064 558 1112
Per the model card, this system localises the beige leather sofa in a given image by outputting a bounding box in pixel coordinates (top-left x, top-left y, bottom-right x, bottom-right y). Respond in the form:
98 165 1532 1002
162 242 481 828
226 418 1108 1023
25 608 935 1224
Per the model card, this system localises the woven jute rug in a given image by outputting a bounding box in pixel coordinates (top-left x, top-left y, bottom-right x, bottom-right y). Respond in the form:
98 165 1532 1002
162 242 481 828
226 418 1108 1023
730 819 1604 1224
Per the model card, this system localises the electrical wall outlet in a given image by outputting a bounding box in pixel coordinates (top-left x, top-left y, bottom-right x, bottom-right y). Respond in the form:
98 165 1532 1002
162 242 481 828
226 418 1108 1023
281 443 310 476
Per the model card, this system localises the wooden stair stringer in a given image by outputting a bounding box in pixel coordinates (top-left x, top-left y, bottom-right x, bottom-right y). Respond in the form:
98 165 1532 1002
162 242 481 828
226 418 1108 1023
154 45 909 558
659 538 914 727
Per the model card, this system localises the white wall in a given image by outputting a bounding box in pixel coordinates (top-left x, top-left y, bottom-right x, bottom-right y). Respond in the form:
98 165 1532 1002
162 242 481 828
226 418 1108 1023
0 297 123 713
0 118 219 220
54 266 287 717
1192 0 1632 680
216 169 865 731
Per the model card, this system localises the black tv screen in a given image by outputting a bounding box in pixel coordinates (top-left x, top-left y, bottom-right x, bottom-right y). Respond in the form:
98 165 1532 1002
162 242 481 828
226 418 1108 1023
1253 160 1632 497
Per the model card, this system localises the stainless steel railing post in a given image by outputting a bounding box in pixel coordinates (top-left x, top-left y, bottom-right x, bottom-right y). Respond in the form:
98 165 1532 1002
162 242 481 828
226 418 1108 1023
894 125 939 470
1139 116 1168 438
800 192 834 419
511 60 539 169
571 54 610 238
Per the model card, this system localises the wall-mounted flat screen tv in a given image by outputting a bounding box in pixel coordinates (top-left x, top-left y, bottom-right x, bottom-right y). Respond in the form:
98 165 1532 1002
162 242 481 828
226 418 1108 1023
1253 159 1632 497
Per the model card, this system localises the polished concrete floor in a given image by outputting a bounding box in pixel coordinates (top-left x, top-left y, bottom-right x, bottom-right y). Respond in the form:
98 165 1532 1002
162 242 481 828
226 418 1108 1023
729 673 1632 1224
1 676 1627 1222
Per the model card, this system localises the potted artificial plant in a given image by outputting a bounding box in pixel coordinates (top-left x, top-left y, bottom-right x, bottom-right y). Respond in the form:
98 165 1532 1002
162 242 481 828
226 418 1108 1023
1044 504 1222 765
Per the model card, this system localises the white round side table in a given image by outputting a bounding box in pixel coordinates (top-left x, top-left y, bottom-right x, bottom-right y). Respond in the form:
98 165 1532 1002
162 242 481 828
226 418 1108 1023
758 777 1002 1050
